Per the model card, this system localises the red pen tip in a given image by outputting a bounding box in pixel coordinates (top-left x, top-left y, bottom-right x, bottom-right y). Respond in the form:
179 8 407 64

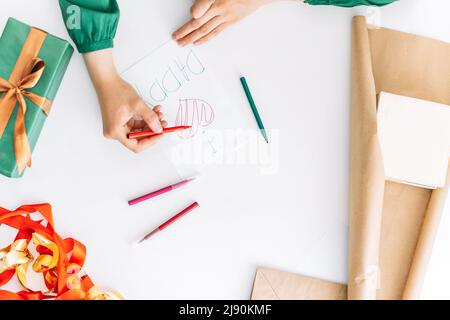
128 126 193 140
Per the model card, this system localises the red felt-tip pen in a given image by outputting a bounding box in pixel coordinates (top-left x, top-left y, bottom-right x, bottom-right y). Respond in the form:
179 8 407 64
127 126 191 139
137 202 199 244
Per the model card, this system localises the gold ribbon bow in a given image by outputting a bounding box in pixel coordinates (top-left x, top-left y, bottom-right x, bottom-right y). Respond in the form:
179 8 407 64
0 239 34 288
0 58 52 174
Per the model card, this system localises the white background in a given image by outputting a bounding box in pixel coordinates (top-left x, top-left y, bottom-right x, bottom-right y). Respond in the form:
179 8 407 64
0 0 449 299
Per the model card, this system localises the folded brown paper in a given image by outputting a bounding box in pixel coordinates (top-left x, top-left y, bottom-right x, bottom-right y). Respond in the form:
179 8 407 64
349 16 450 300
251 268 346 300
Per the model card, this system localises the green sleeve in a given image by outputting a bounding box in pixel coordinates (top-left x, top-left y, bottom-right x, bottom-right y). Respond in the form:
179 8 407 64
304 0 396 6
59 0 120 53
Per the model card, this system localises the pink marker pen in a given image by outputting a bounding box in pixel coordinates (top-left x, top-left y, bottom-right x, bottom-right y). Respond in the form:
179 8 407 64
128 176 197 206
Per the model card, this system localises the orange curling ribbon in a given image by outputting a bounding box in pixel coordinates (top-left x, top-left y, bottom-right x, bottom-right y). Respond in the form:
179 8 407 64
0 27 52 174
0 204 122 300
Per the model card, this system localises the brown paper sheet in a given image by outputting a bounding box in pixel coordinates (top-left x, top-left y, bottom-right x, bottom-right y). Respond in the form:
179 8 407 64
251 268 346 300
349 16 450 300
250 16 450 301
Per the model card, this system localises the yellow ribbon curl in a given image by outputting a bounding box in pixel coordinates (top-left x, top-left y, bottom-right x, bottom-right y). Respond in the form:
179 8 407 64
0 239 33 288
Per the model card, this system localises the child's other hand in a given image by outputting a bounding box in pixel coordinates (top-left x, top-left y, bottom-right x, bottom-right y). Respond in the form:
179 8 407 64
84 50 167 153
172 0 270 46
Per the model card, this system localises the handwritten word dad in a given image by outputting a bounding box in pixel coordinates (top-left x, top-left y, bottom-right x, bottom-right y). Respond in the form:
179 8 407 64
148 49 205 105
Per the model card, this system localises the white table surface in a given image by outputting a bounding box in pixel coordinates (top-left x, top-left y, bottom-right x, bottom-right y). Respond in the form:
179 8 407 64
1 0 449 299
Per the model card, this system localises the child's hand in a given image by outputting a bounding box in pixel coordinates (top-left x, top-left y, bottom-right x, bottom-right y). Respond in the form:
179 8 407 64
84 50 167 153
172 0 270 46
97 77 167 153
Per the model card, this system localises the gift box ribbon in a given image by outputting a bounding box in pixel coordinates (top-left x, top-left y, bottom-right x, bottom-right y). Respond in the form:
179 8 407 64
0 28 52 175
0 203 122 300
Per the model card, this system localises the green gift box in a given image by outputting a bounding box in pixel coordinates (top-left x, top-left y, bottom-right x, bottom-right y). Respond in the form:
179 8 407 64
0 18 73 178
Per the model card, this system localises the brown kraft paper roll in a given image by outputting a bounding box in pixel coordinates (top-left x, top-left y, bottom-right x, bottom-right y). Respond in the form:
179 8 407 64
349 16 450 300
